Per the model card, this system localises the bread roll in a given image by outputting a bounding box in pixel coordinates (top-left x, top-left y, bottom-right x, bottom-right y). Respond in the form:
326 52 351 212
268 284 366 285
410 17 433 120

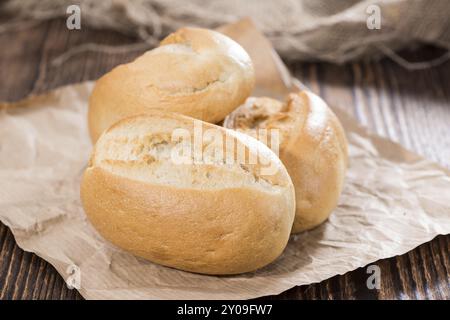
81 111 295 275
88 27 254 142
224 91 348 233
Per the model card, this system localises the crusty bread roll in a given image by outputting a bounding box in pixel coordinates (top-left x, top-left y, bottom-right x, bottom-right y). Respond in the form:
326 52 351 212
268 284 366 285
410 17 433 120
88 27 255 142
224 91 348 233
81 111 295 275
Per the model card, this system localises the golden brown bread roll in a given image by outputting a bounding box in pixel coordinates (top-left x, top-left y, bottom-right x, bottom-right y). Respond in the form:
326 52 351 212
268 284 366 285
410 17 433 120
81 111 295 275
224 91 348 233
88 27 254 142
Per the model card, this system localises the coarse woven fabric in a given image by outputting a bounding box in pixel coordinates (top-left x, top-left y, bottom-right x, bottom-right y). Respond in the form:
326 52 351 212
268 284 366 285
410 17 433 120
1 0 450 63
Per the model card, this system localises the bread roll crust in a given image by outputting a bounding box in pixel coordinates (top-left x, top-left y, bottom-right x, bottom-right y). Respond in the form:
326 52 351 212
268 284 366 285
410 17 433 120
224 91 348 233
88 27 254 142
81 111 295 275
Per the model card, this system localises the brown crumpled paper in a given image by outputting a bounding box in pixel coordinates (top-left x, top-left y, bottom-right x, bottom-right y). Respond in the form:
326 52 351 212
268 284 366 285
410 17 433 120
0 19 449 300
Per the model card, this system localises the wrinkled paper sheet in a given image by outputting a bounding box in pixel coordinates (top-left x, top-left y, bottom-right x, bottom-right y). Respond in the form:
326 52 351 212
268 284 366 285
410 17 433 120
0 19 449 300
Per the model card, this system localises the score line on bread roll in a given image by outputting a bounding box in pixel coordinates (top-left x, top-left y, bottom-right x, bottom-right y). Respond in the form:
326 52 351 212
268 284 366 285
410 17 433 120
81 111 295 275
88 27 255 142
224 91 348 233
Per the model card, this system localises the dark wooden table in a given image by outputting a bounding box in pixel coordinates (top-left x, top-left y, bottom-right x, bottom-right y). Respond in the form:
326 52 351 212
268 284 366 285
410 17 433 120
0 18 449 300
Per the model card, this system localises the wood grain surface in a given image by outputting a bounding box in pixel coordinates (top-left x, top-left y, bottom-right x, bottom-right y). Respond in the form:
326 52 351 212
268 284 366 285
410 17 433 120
0 18 449 300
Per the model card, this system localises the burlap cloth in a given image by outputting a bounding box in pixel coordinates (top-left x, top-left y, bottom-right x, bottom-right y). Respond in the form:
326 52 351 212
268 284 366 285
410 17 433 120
2 0 450 64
